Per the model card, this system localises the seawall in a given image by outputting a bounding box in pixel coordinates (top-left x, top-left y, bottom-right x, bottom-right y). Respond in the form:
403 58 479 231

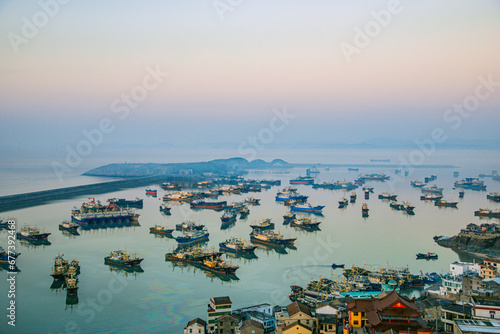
0 175 202 213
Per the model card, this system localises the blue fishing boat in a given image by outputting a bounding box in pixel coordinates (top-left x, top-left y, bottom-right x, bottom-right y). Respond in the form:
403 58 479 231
290 203 325 213
176 230 210 245
0 246 21 264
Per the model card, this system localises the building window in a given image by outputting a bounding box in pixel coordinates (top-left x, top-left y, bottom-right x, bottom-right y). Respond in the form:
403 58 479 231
329 324 333 329
491 311 496 319
354 312 358 316
354 321 359 325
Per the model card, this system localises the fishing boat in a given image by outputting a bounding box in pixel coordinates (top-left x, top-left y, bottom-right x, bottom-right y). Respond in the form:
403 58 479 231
239 206 250 217
165 246 221 262
421 185 443 195
149 224 173 235
245 197 260 205
108 198 143 208
51 254 69 279
348 168 359 171
190 200 227 210
219 237 257 254
357 173 390 181
331 181 358 190
420 194 443 201
195 256 239 275
362 186 374 193
338 198 348 207
104 250 143 267
160 182 181 191
290 218 321 229
289 176 315 185
350 192 357 203
290 203 325 213
331 263 345 269
312 182 334 189
362 203 369 217
283 212 296 223
145 189 157 197
16 225 51 241
0 246 20 264
159 203 171 214
71 198 139 224
65 273 78 295
378 193 397 200
416 252 438 260
354 177 365 185
474 208 500 218
67 259 80 276
390 201 403 210
224 202 247 212
220 211 237 223
175 221 205 231
401 201 415 214
454 177 487 191
434 199 458 207
59 221 79 231
275 188 308 202
175 230 210 245
459 190 465 198
250 230 296 246
487 193 500 202
249 218 274 230
410 180 426 188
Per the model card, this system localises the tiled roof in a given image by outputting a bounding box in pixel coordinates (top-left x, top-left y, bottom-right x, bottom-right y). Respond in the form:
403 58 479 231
212 296 232 305
185 318 206 328
287 301 312 317
283 321 312 332
241 319 264 329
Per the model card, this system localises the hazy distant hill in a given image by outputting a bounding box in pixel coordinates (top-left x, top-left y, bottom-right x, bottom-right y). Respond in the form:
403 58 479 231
83 158 291 177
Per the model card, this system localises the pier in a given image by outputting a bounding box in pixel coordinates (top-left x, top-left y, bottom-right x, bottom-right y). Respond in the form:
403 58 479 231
0 175 201 213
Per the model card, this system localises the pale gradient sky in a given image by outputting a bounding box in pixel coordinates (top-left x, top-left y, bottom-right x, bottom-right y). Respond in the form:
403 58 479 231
0 0 499 150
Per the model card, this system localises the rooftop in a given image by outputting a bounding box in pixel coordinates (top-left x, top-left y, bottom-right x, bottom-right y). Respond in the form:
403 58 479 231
240 319 264 330
185 318 206 328
441 304 473 316
211 296 232 305
287 301 312 317
317 313 337 324
455 319 500 334
473 298 500 307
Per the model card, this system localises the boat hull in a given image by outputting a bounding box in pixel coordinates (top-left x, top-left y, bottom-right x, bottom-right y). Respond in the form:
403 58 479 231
104 257 143 267
219 243 257 254
16 232 51 241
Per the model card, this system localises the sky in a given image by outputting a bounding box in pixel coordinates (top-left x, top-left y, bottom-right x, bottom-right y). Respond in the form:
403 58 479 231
0 0 499 152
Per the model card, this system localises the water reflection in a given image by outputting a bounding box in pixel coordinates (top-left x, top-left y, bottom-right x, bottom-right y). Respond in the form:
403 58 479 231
254 243 288 255
50 279 65 292
61 229 80 238
166 261 239 282
65 293 79 309
220 221 236 230
18 239 51 248
0 263 20 272
223 252 258 262
105 263 144 277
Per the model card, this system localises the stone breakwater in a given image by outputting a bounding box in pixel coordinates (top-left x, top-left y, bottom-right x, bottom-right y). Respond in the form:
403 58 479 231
0 175 200 213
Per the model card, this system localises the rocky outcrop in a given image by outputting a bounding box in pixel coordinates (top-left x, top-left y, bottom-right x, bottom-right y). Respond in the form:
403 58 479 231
435 230 500 258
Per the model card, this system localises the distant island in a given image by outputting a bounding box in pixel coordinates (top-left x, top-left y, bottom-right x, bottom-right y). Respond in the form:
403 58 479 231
83 158 291 177
83 157 457 178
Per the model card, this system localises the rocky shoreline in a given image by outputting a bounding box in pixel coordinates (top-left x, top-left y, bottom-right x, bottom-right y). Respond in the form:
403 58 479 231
435 228 500 260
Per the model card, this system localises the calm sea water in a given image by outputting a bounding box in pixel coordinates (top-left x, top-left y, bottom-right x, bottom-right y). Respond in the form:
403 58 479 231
0 148 499 333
